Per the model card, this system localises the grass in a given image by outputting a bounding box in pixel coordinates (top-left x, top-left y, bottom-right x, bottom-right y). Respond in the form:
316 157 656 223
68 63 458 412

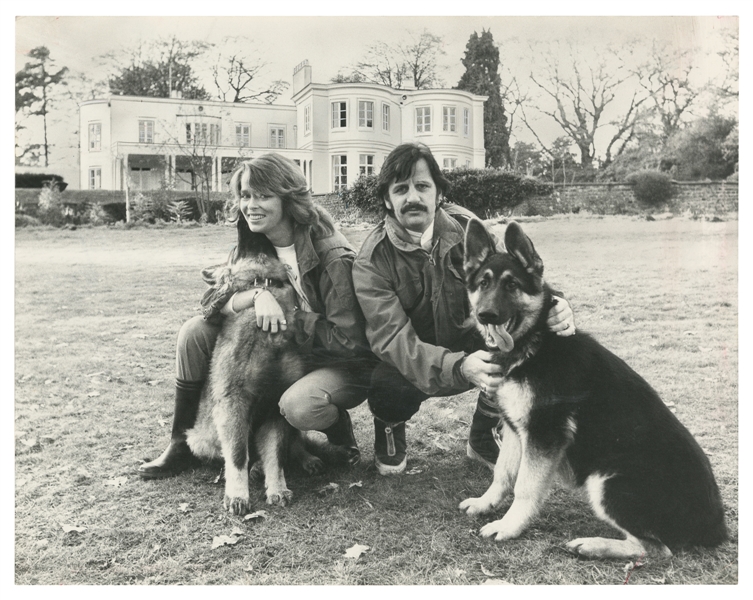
14 215 738 585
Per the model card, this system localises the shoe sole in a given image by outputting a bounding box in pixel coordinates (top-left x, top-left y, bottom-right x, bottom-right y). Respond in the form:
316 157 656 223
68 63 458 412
466 442 496 471
375 455 407 476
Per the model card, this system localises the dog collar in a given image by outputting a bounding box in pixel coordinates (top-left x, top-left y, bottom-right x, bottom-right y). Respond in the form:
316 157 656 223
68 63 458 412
253 277 286 289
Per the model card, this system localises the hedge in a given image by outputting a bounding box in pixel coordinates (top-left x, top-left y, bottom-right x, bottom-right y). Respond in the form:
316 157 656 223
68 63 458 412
340 169 553 218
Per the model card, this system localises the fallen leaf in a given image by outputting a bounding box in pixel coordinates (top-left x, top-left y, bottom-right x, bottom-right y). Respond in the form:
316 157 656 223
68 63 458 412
157 418 168 427
317 482 339 496
433 440 449 451
61 524 86 533
343 543 369 559
44 380 54 385
105 476 128 488
148 380 160 386
243 510 268 521
36 539 49 547
87 391 101 398
86 372 105 378
244 564 254 573
483 579 512 585
212 535 240 549
348 481 363 488
407 467 423 475
178 503 190 513
55 342 69 348
20 438 38 448
480 565 498 577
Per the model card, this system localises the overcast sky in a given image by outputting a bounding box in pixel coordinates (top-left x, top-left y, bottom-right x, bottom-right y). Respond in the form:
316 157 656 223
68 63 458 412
10 5 743 182
15 14 736 101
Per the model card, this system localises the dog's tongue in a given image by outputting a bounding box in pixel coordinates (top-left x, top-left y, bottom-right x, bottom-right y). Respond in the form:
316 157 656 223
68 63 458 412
488 325 514 353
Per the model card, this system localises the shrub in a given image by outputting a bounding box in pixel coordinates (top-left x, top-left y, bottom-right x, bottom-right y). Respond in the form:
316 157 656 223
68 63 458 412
339 174 380 215
626 170 675 206
444 169 553 218
340 169 553 219
16 173 68 190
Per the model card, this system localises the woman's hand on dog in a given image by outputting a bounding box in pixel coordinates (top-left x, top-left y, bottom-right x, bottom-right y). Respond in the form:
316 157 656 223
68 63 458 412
254 290 288 333
548 297 576 336
461 350 504 395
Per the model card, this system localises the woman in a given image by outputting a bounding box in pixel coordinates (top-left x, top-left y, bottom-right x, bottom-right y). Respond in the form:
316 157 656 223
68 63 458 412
138 153 373 479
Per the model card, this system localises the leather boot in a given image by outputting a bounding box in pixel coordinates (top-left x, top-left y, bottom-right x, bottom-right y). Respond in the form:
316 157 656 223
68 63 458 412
138 381 203 479
320 408 360 466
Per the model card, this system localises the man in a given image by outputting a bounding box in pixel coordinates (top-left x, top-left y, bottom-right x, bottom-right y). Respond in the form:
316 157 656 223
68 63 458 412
353 143 574 475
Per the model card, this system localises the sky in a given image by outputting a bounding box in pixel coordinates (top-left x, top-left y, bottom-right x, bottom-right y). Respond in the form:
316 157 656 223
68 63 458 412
15 14 736 101
12 10 739 184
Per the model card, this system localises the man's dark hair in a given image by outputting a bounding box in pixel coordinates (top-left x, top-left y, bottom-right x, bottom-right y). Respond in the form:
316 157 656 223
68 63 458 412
377 143 450 211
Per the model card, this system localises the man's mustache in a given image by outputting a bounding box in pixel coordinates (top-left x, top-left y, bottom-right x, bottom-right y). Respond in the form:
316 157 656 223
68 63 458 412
401 202 428 214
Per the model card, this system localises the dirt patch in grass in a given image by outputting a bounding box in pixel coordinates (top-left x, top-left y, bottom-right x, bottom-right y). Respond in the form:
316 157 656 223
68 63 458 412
15 216 737 584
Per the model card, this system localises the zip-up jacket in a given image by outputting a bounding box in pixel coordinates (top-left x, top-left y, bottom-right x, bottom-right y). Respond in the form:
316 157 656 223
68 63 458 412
352 205 481 395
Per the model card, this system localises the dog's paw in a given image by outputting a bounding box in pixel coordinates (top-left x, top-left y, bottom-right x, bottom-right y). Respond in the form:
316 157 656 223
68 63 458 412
300 454 325 476
224 494 252 516
266 488 293 507
479 518 522 541
459 497 493 516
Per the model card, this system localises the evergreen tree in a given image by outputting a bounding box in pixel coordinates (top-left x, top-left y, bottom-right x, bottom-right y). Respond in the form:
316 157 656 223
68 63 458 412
15 46 68 166
105 37 210 100
456 30 510 168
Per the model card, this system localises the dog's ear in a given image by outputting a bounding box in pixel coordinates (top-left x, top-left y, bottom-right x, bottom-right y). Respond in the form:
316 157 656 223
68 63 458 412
504 221 543 276
464 218 497 279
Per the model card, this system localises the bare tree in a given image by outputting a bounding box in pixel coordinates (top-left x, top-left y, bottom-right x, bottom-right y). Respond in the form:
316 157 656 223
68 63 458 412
209 37 288 103
520 41 648 168
336 29 445 89
633 41 705 141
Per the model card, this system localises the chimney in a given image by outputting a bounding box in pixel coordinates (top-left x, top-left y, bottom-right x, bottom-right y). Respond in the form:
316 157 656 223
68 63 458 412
293 60 312 95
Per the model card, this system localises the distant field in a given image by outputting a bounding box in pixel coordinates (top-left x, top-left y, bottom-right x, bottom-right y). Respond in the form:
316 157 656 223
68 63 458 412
15 215 737 585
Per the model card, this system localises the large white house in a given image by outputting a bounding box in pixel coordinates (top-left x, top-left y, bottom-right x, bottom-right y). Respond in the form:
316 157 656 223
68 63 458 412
78 61 487 194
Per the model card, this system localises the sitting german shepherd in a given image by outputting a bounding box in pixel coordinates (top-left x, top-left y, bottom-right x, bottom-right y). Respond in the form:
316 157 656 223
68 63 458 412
459 219 727 559
186 253 321 516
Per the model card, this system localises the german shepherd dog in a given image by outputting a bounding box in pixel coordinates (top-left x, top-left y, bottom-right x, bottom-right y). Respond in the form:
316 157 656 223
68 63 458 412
459 219 727 559
185 252 322 516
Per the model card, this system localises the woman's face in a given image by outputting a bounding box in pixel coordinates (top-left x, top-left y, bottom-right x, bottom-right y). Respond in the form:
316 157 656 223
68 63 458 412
239 187 289 239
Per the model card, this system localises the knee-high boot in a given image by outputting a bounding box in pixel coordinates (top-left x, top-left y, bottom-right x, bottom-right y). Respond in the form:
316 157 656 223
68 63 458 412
138 380 203 479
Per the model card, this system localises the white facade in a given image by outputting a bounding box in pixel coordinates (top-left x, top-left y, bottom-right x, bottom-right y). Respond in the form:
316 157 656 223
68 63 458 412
79 61 487 194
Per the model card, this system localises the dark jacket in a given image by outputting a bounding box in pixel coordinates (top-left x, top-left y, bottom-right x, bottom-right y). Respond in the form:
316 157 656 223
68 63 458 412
201 229 371 360
352 205 481 395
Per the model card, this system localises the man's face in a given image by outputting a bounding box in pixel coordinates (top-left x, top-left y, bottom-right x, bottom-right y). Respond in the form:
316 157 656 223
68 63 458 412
384 158 438 233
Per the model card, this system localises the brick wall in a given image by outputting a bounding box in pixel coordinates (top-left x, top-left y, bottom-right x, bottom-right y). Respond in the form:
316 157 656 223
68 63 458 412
514 180 738 217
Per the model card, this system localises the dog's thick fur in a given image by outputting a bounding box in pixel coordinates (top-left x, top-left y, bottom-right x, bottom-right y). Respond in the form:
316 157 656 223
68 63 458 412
459 219 727 559
186 253 322 515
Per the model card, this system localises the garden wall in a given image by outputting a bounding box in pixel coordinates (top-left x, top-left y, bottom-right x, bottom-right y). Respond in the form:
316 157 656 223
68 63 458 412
513 180 738 217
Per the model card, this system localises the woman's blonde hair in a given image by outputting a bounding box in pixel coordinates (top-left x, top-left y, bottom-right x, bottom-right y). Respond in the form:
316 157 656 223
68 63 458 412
227 153 335 254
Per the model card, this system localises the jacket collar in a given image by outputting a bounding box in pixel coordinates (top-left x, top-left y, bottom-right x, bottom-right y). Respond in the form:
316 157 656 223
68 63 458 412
384 207 463 258
293 227 319 276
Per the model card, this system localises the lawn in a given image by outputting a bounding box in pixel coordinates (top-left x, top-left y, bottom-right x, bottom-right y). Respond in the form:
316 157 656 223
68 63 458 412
14 215 738 585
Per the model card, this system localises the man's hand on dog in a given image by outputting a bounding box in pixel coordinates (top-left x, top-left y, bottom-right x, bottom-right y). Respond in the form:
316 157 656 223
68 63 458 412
548 297 575 336
254 290 288 333
461 350 504 396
